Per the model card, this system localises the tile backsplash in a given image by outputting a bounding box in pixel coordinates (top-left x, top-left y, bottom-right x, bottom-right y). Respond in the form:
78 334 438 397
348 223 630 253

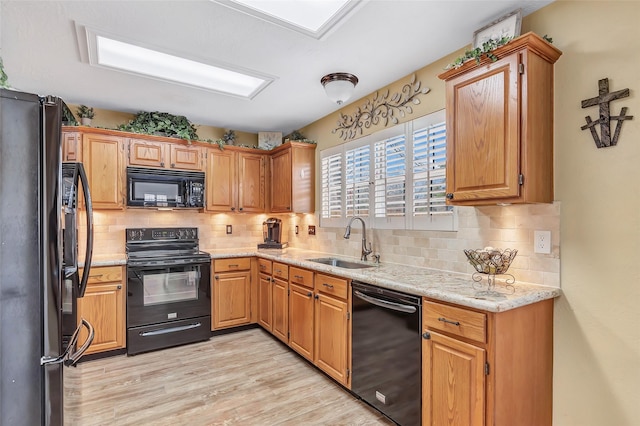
82 202 560 288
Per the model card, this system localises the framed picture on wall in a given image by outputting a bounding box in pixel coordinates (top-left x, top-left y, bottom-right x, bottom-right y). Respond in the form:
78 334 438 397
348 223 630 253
258 131 282 150
473 9 522 49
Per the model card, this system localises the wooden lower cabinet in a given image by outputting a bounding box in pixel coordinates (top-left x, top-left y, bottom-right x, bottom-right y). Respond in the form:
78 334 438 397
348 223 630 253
258 273 273 330
422 298 553 426
212 271 251 329
212 258 252 331
423 331 485 426
314 291 349 387
76 266 126 355
288 283 314 361
272 277 289 343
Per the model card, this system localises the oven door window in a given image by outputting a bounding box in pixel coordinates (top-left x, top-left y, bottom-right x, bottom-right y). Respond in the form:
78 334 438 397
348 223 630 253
143 268 199 306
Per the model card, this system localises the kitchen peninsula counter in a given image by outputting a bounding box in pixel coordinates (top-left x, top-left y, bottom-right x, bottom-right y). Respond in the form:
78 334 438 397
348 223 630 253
206 247 561 313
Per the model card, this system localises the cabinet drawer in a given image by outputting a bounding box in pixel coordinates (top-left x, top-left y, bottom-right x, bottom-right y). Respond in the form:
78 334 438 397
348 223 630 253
272 262 289 280
214 257 251 272
84 266 122 283
315 273 348 300
423 300 486 343
258 258 272 275
290 267 314 288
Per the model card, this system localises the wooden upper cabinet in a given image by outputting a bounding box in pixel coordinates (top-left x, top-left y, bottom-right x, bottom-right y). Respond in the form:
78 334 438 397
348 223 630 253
269 142 315 213
128 138 202 171
128 139 165 168
438 32 562 205
238 152 266 212
62 131 81 162
206 147 265 213
82 133 124 209
169 144 202 171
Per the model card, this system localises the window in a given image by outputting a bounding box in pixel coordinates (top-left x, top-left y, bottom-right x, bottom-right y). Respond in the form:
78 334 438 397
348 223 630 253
320 109 456 231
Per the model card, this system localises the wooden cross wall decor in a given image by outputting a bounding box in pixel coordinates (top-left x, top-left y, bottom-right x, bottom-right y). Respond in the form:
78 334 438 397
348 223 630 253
581 78 633 148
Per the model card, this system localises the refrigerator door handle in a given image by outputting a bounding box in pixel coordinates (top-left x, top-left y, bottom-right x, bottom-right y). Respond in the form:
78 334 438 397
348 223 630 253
65 318 95 366
40 318 94 366
77 164 94 297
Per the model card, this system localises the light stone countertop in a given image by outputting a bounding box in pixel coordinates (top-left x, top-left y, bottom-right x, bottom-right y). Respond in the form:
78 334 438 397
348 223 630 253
205 247 561 313
85 248 561 312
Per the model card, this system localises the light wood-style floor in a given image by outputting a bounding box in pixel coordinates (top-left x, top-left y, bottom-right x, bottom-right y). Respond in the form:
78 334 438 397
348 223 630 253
64 328 396 426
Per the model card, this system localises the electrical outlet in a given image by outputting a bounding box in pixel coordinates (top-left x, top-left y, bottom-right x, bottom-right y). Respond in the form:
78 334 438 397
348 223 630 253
226 225 232 235
534 230 551 254
308 225 316 235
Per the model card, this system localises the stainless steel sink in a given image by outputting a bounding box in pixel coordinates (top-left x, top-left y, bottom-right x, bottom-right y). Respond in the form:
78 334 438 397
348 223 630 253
306 257 375 269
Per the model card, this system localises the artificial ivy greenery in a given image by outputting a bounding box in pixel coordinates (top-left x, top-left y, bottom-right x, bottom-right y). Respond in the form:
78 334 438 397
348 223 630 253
0 57 9 89
447 34 554 70
118 111 199 141
447 36 513 69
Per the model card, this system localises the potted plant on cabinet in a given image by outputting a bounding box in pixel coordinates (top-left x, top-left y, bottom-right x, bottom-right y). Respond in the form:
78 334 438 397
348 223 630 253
76 105 95 126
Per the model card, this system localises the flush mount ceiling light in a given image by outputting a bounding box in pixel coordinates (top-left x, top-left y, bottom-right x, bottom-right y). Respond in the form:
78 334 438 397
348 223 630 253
215 0 361 39
321 73 359 105
76 24 274 99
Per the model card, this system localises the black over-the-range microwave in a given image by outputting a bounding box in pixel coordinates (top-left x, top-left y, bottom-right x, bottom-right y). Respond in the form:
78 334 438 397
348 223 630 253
126 166 205 208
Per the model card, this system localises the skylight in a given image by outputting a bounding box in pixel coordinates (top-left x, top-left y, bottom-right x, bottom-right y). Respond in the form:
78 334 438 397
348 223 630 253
216 0 360 39
79 25 273 99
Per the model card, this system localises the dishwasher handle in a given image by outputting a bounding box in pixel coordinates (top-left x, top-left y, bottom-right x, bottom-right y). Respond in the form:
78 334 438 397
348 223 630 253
354 290 417 314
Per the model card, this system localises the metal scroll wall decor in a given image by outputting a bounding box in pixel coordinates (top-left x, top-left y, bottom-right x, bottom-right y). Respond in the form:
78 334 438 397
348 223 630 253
581 78 633 148
332 74 430 141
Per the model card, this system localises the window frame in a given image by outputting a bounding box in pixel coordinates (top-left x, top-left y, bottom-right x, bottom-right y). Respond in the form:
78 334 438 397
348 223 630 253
319 109 457 232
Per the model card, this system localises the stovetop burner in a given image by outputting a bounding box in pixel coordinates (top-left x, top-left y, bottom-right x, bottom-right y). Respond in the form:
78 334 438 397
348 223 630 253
126 227 210 266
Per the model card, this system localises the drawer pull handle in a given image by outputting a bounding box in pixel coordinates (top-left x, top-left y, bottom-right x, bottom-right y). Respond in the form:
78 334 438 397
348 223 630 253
438 317 460 326
294 275 304 280
322 283 334 289
260 265 266 270
228 264 239 267
89 274 103 279
275 270 282 274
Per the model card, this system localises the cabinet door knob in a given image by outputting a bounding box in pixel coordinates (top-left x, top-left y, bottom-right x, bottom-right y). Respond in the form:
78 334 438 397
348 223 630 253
117 285 122 290
446 193 454 200
314 294 319 300
422 332 431 340
214 275 219 280
239 207 243 211
160 162 165 167
231 207 236 211
171 163 175 168
306 292 312 297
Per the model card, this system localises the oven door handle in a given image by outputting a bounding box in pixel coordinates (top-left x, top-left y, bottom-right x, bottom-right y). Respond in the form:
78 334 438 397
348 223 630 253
139 322 202 337
353 290 417 314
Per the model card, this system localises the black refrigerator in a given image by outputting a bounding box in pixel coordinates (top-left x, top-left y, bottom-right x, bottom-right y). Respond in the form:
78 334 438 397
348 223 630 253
0 89 95 425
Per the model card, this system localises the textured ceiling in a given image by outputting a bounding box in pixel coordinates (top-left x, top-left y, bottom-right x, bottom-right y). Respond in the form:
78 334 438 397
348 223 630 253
1 0 553 134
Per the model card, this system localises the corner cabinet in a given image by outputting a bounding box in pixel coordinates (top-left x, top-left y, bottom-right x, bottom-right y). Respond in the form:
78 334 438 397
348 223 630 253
438 32 562 205
76 266 126 355
422 298 554 426
269 142 315 213
206 147 266 213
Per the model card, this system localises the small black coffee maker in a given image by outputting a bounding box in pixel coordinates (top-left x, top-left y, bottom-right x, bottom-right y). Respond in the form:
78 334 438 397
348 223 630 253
258 217 288 249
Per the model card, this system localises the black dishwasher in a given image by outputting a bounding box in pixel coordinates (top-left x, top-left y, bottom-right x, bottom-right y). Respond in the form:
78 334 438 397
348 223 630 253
351 281 421 426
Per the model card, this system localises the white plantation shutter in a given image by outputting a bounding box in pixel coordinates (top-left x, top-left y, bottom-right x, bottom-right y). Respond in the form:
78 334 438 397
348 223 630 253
321 151 342 221
412 120 449 215
345 145 371 217
319 109 456 231
374 135 406 219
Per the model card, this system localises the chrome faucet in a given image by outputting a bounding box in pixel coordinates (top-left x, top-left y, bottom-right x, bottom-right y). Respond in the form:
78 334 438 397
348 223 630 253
343 216 373 261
